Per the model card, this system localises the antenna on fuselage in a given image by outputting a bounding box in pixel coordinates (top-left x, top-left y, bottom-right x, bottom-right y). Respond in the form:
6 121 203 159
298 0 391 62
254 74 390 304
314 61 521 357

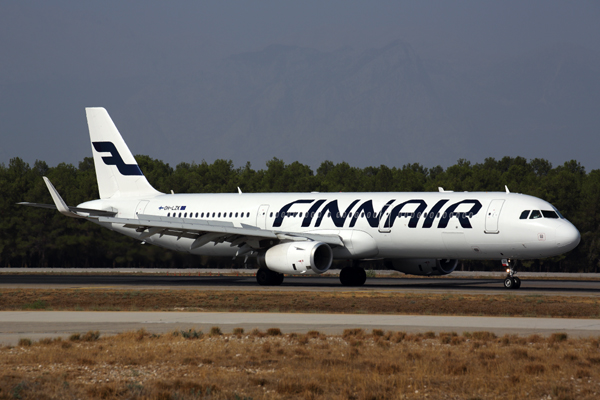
238 187 242 194
505 185 510 193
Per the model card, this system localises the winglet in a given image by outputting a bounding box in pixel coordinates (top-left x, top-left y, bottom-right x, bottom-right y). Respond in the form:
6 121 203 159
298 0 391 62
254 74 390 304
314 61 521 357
43 177 83 218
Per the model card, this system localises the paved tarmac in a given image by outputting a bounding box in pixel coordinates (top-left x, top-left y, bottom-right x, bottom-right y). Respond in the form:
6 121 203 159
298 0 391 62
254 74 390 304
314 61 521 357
3 268 600 279
1 311 600 346
1 272 600 296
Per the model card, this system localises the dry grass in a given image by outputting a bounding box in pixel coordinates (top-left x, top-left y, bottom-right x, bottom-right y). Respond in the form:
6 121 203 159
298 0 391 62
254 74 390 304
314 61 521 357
1 289 600 318
1 329 600 399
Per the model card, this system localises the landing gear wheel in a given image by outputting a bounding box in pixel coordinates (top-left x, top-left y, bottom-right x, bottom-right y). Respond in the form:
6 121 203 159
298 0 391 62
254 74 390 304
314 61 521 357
274 272 284 286
339 266 367 286
339 268 352 286
502 259 521 290
256 268 284 286
256 268 272 286
513 276 521 289
353 267 367 286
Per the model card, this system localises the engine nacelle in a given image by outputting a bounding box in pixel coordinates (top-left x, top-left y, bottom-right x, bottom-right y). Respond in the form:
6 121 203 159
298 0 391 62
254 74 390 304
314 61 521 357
258 241 333 275
385 258 458 276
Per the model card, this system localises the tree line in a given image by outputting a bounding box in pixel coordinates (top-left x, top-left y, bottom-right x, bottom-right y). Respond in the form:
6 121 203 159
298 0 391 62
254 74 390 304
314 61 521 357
1 156 599 272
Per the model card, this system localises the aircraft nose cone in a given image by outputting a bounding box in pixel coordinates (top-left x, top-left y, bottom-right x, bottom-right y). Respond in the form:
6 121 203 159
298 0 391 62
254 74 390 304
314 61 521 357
556 222 581 252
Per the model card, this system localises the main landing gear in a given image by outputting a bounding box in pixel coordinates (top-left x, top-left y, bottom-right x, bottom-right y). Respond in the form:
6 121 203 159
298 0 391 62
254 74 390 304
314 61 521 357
502 259 521 290
339 264 367 286
256 267 284 286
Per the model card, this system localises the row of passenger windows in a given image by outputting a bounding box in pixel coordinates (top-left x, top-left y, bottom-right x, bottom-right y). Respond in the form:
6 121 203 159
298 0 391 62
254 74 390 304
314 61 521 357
167 211 251 219
270 211 473 219
166 210 474 220
519 210 560 220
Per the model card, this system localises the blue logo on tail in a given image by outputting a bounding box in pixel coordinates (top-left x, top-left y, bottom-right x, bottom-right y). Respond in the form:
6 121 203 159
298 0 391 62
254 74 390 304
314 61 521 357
92 142 143 176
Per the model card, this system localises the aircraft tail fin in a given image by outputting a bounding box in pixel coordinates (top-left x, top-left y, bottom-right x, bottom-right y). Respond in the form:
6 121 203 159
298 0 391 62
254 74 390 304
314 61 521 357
86 107 162 199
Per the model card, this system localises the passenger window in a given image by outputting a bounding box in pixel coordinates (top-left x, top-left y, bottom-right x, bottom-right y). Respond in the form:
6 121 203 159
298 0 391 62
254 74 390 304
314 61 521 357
270 212 273 217
235 212 238 218
201 212 204 218
300 212 303 218
167 213 170 217
212 212 215 218
541 210 559 219
184 213 187 218
178 213 182 217
529 210 542 219
520 210 530 219
246 212 250 217
195 213 198 218
229 212 232 218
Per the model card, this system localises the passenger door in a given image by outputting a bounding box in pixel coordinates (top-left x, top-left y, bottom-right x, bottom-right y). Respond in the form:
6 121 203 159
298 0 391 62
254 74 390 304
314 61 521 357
484 199 504 234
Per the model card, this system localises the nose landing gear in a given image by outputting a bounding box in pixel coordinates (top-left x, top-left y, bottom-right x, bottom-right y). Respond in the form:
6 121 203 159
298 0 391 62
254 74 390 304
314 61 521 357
502 259 521 289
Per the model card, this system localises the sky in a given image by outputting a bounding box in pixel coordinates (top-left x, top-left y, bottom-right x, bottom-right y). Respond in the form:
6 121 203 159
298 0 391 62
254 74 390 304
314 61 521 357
2 0 600 172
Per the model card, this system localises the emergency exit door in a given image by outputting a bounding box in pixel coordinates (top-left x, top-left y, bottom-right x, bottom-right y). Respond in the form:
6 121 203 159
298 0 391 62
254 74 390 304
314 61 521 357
135 200 149 218
256 204 270 229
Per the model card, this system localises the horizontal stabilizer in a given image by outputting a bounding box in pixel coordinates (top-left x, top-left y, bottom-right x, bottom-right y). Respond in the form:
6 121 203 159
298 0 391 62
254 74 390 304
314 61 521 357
18 177 117 218
17 202 117 217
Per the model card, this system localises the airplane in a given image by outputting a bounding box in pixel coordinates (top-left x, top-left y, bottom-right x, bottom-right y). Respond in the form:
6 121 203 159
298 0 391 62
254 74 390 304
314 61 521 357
19 108 581 289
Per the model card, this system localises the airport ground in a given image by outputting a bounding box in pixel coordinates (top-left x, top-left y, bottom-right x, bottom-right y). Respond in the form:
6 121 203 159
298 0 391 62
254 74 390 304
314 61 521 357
2 327 600 399
1 269 600 343
1 269 600 399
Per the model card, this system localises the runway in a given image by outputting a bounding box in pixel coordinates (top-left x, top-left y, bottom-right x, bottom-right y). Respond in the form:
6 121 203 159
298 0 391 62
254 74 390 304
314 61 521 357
2 311 600 346
2 272 600 296
2 271 600 345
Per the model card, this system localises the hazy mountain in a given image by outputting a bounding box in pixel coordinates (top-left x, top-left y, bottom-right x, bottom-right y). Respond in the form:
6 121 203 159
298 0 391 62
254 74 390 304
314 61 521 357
168 41 455 168
116 41 600 170
2 39 599 171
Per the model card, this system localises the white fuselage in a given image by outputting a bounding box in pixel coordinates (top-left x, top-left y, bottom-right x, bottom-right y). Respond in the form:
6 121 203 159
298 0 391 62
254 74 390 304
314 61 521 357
79 191 580 261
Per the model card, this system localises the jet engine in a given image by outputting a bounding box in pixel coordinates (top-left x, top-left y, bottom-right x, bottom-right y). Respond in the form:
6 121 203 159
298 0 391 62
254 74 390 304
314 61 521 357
257 241 333 275
385 258 458 276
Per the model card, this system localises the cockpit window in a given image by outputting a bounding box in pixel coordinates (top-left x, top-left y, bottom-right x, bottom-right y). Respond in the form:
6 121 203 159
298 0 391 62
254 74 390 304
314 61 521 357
529 210 542 219
551 205 565 219
541 210 559 219
519 210 530 219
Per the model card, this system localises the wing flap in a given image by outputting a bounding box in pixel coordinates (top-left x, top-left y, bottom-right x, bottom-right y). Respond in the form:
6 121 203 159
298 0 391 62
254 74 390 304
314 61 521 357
103 214 279 239
98 214 344 248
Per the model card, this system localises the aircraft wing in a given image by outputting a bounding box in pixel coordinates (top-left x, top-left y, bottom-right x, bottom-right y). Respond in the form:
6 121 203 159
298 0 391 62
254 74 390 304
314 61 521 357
97 214 345 253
